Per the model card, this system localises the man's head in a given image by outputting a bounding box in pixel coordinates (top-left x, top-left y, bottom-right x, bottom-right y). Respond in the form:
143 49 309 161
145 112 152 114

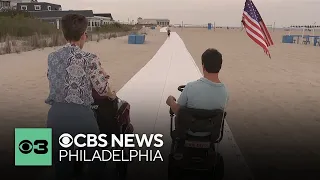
61 14 88 49
201 48 222 75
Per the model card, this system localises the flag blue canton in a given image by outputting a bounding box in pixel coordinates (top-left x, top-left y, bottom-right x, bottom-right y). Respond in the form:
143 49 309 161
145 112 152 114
244 0 262 22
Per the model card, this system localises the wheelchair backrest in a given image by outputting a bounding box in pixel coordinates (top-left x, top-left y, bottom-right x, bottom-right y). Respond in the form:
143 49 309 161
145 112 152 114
175 107 226 142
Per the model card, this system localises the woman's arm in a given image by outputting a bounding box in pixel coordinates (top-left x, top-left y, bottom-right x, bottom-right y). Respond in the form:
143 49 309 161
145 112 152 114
88 56 116 99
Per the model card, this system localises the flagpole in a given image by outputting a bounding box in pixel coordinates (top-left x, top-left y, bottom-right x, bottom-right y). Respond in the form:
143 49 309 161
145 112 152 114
273 21 275 32
240 19 244 31
182 21 183 31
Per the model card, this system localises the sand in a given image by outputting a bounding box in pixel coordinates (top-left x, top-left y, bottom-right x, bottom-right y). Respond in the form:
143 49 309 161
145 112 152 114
0 29 167 145
177 27 320 179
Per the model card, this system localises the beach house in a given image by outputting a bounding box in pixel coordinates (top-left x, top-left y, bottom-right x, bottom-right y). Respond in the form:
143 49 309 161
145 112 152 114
16 1 61 11
0 0 11 11
4 0 37 9
137 17 170 27
8 1 114 31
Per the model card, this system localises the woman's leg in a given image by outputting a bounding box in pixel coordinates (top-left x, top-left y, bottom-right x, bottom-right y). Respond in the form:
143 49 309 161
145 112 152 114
80 110 106 180
47 105 74 180
47 103 106 180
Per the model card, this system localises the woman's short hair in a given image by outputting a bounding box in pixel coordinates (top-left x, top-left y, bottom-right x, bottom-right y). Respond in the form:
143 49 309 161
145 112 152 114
61 14 88 41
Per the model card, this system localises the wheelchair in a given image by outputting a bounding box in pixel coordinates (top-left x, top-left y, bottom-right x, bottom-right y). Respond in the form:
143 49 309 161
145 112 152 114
168 85 226 180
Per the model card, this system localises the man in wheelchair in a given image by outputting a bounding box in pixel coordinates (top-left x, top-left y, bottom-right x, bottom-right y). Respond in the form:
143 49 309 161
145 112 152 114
166 48 228 123
166 48 228 179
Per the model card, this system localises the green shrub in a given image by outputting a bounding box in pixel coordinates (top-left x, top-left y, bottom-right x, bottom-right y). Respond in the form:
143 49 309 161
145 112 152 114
0 9 33 18
0 15 58 40
0 13 142 54
95 22 134 33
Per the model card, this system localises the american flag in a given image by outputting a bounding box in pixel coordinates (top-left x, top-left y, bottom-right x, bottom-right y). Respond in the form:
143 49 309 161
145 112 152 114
242 0 273 58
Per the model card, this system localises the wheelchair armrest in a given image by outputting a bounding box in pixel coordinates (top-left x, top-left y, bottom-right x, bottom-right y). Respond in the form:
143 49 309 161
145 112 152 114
215 119 225 143
216 113 227 143
169 108 174 116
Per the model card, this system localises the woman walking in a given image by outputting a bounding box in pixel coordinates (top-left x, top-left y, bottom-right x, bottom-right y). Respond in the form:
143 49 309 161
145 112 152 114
46 14 115 180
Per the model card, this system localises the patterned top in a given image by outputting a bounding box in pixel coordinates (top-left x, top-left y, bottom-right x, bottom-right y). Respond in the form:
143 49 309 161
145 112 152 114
45 43 110 106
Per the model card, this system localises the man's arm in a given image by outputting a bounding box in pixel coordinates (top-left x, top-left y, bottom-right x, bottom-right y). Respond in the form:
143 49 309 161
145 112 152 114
167 84 189 114
88 56 116 99
168 100 180 115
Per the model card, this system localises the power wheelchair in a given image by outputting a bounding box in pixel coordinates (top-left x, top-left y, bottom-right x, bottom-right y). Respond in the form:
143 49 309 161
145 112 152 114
168 85 226 180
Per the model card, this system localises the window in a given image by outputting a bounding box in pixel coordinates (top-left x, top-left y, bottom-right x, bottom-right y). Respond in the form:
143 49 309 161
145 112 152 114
47 6 51 11
0 1 10 7
21 5 27 11
58 7 62 10
34 5 41 10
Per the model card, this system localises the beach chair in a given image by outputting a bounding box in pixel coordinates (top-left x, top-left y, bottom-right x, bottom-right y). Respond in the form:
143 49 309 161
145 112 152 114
302 35 310 44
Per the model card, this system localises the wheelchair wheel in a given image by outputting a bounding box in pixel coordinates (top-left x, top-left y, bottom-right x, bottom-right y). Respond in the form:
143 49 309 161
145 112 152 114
213 155 224 180
168 155 180 180
74 161 84 177
116 161 128 180
168 155 174 179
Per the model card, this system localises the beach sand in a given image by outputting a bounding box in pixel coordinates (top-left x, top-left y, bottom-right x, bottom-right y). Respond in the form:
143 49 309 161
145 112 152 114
177 27 320 180
0 29 167 146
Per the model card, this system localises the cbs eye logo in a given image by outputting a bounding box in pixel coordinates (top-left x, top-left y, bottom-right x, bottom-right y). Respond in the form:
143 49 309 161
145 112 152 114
19 139 48 154
59 133 73 148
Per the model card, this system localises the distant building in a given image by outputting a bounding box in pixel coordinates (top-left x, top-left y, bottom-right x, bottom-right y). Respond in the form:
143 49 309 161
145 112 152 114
7 0 37 9
94 13 113 21
7 1 115 31
17 2 61 11
137 17 170 26
29 10 114 31
29 10 93 30
0 0 11 10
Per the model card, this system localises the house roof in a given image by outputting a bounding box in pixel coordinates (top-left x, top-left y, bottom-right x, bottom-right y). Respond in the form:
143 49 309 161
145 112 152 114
17 2 61 7
143 18 170 21
29 10 94 19
93 13 113 20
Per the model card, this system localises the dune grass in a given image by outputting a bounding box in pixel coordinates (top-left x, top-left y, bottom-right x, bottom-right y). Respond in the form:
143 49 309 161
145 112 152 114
0 13 141 55
95 22 134 33
0 11 59 39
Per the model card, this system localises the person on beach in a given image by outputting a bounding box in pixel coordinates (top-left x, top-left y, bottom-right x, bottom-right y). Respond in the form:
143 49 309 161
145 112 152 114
166 48 228 115
46 13 116 180
167 26 171 37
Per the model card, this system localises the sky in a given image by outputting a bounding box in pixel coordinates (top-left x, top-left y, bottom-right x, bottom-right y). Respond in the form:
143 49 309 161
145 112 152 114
45 0 320 27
